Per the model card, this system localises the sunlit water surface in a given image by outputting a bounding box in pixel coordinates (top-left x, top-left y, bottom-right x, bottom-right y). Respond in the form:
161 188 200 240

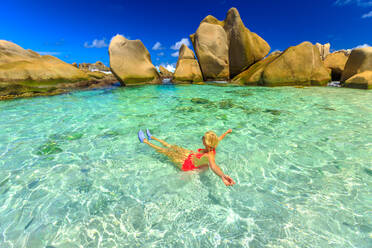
0 85 371 247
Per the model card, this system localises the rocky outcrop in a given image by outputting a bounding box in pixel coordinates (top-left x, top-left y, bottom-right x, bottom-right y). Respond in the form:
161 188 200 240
190 7 270 80
324 51 349 81
224 8 271 77
159 66 173 78
340 49 352 56
341 46 372 89
72 62 78 68
94 61 110 71
343 71 372 89
109 35 160 85
0 40 117 100
315 43 330 60
0 40 89 83
173 44 203 83
232 53 280 85
79 61 110 72
262 42 331 86
191 22 229 81
270 51 282 56
233 42 331 86
79 63 89 71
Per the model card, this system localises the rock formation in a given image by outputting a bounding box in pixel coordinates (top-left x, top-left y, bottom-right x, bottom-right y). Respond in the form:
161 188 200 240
224 8 271 77
191 22 229 81
108 35 160 85
233 42 331 86
95 61 110 71
341 46 372 89
324 51 349 81
0 40 118 100
232 53 280 85
72 62 78 68
262 42 331 86
173 44 203 83
343 71 372 89
0 40 88 83
159 66 173 78
190 7 270 80
79 61 110 72
315 43 330 60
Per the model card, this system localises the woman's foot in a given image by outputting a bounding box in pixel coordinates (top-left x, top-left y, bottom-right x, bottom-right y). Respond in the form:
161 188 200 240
138 130 146 143
146 129 153 140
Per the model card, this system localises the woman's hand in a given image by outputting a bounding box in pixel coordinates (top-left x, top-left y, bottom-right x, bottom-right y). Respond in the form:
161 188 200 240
219 129 232 142
222 175 235 186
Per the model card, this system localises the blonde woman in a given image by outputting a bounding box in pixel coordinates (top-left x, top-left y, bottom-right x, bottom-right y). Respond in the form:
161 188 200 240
138 129 235 186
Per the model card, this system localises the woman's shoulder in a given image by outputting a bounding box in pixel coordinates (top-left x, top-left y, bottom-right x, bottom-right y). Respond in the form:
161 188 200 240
207 149 216 156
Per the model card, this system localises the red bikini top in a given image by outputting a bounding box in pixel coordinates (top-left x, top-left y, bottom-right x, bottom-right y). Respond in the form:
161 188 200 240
194 148 216 159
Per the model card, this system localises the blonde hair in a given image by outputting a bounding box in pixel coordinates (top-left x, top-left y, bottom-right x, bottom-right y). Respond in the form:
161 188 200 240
203 131 219 150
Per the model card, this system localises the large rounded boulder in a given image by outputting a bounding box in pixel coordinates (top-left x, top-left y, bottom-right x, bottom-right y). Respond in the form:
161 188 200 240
344 71 372 89
109 35 160 85
341 46 372 89
190 7 270 80
173 44 203 83
261 42 331 86
324 51 349 81
192 22 229 81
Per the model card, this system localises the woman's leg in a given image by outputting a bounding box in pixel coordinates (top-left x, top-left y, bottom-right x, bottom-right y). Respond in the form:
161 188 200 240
143 139 166 152
143 136 191 170
151 136 171 148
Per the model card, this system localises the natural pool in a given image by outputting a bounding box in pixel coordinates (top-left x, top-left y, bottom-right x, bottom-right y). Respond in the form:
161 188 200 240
0 84 371 247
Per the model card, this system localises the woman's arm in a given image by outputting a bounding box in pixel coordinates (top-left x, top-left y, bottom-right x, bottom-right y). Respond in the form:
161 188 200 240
218 129 232 141
208 152 235 186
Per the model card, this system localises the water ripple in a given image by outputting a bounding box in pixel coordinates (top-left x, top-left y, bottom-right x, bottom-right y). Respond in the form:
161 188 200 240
0 85 371 247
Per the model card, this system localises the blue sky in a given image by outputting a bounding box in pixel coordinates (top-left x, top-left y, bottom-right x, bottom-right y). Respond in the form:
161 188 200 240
1 0 371 70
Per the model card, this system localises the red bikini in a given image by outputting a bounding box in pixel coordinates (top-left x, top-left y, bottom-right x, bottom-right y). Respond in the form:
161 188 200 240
181 148 216 171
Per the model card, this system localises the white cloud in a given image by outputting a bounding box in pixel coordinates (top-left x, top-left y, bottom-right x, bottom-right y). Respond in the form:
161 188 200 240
37 51 61 55
343 44 371 53
156 63 176 73
165 64 176 72
334 0 353 5
335 0 372 7
157 52 164 56
362 10 372 17
171 38 190 50
152 42 164 50
84 38 108 48
171 51 179 57
354 43 370 48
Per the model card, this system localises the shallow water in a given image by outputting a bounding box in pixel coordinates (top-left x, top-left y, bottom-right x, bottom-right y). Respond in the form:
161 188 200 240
0 85 371 247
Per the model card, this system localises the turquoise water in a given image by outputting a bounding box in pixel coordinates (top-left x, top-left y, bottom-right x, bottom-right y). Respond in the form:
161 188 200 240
0 84 371 247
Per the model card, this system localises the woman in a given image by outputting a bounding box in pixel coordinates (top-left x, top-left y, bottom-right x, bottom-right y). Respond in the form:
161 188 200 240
138 129 235 186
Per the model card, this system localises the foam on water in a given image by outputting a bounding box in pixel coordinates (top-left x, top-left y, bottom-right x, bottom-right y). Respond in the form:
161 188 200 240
0 85 371 247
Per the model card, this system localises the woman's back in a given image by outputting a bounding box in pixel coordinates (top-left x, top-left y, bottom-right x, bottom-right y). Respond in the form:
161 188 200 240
192 148 215 167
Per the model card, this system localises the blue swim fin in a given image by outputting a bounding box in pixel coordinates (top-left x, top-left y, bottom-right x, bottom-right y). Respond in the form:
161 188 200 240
146 129 153 140
138 130 145 143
